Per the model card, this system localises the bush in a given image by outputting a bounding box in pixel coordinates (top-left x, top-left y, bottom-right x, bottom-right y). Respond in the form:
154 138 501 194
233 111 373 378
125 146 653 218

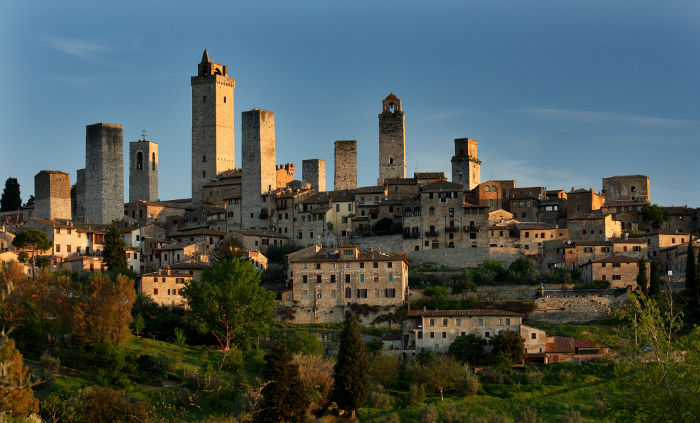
420 405 439 423
68 386 153 423
480 368 508 385
560 410 581 423
409 383 425 405
136 353 174 384
456 371 479 396
441 403 467 423
525 368 543 385
423 286 449 299
514 406 537 423
366 384 391 409
381 413 400 423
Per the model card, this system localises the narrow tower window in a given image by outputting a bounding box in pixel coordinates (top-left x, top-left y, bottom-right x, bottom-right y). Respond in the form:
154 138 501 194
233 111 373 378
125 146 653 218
152 153 155 170
202 96 206 103
136 152 143 170
223 96 227 103
202 170 206 178
389 157 394 164
202 155 206 163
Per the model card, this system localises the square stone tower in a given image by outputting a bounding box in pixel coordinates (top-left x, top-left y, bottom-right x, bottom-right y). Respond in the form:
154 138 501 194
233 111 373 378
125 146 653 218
302 159 326 192
34 170 71 221
334 140 357 190
129 137 159 202
85 123 124 224
191 50 236 204
241 109 276 229
378 93 406 184
451 138 481 190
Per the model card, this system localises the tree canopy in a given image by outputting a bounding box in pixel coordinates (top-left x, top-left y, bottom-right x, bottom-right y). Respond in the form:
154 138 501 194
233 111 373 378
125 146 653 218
255 343 309 423
181 259 275 350
641 203 669 230
491 329 526 364
332 311 369 417
102 223 128 272
0 178 21 212
212 235 247 263
637 256 648 295
449 333 488 364
12 229 52 277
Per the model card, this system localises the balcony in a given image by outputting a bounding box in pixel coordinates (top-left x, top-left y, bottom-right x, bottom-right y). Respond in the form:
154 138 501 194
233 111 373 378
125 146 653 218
425 230 439 237
464 224 480 232
445 226 459 233
403 232 420 239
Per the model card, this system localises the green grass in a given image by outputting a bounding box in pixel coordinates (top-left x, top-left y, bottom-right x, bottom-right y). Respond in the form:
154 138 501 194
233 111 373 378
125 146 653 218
524 318 621 345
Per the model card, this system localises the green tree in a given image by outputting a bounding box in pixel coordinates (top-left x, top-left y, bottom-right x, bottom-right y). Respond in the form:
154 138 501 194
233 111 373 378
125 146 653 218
22 195 35 208
255 343 309 423
637 256 648 294
649 261 661 297
424 355 463 401
11 229 52 277
332 311 369 418
491 329 526 364
0 178 21 212
641 203 669 231
686 240 698 305
181 259 275 351
423 286 449 299
102 223 127 272
212 234 247 263
372 217 401 236
449 333 488 364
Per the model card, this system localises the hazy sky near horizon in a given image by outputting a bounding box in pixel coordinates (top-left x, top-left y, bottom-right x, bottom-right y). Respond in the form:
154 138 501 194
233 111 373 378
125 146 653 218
1 0 699 206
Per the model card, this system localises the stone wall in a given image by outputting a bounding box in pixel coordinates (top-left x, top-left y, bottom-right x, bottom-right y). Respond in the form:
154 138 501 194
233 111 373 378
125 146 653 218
528 295 626 323
302 159 325 192
34 170 71 221
85 123 124 224
334 140 357 190
241 109 276 229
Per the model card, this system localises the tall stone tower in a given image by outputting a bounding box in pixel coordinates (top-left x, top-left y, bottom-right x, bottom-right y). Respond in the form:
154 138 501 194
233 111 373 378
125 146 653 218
378 93 406 184
451 138 481 190
191 49 236 204
302 159 326 192
129 136 159 202
85 123 124 224
34 170 71 221
73 168 86 221
334 140 357 190
241 109 276 229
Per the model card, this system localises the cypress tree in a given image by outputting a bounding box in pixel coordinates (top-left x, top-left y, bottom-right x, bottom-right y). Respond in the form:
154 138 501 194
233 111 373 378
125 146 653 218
255 343 309 423
0 177 21 212
636 256 648 294
686 240 697 304
102 223 127 272
649 261 661 298
332 311 369 419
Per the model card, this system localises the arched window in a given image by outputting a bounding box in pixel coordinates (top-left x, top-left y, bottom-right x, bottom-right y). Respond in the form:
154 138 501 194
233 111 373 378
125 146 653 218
414 207 421 216
389 103 395 113
202 170 206 178
404 207 412 217
429 207 435 216
136 152 143 170
151 153 155 170
202 155 206 163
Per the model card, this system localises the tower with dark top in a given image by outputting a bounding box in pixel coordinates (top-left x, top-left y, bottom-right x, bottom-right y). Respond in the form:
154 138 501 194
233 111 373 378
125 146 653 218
85 123 124 224
378 93 406 184
451 138 481 190
191 49 236 204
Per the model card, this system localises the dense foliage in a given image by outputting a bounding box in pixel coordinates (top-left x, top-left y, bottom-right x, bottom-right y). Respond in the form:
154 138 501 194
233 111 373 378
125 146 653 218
0 177 21 212
255 343 309 423
102 223 128 272
332 311 369 417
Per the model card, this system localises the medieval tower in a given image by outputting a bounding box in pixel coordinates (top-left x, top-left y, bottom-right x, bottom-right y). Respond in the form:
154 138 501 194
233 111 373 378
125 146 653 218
378 93 406 184
302 159 326 192
34 170 71 221
191 50 236 204
451 138 481 190
334 140 357 190
84 123 124 224
129 135 159 202
241 109 276 229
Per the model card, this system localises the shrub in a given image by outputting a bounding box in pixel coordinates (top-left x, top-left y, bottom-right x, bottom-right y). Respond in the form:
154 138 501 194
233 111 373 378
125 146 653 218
381 413 400 423
560 410 581 423
366 384 391 409
173 327 187 346
369 353 400 388
480 368 508 385
294 354 334 407
456 371 479 396
514 406 537 423
409 383 425 405
441 402 467 423
525 368 543 385
423 286 449 299
68 386 153 423
136 353 174 384
420 405 439 423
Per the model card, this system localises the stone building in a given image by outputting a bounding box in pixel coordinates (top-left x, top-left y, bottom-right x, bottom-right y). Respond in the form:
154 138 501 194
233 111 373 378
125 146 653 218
566 188 605 219
378 94 406 184
580 255 648 289
451 138 481 190
139 268 193 306
567 214 621 241
334 140 357 190
602 175 650 203
34 170 71 221
287 244 409 323
129 137 158 202
470 180 503 212
275 163 295 189
241 109 276 229
191 50 236 204
302 159 326 192
84 123 124 224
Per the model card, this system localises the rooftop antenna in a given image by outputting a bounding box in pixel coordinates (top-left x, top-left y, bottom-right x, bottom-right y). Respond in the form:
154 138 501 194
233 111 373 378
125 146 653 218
141 128 147 141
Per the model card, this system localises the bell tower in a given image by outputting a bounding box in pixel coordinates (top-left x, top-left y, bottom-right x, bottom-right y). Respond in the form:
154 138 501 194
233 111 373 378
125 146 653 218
191 49 236 204
378 93 406 184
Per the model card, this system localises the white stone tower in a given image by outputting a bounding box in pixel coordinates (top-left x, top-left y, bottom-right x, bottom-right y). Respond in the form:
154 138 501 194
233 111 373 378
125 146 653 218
241 109 276 229
191 49 236 204
129 134 159 202
378 93 406 184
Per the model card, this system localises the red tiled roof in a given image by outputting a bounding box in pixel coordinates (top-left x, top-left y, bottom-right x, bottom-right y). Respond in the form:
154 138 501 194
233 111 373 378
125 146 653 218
406 309 523 318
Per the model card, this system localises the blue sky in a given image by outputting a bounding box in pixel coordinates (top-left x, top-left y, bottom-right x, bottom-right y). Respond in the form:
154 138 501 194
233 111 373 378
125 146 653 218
1 0 699 206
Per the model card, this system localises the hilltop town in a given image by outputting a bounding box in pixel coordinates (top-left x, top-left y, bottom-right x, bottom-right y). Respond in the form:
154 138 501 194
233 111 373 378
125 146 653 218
1 51 699 422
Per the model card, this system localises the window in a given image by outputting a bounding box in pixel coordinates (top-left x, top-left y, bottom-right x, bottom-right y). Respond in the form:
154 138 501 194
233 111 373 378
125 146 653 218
356 289 367 298
316 275 322 283
506 318 511 326
360 274 365 283
485 331 490 338
456 319 461 326
443 319 448 326
202 155 206 162
316 263 321 270
388 274 393 282
442 332 447 338
430 332 435 339
330 275 336 283
223 96 227 103
202 170 206 178
478 318 484 326
67 245 72 253
360 262 365 268
429 207 435 216
388 262 393 268
302 275 308 284
345 274 351 283
317 291 322 299
345 287 352 298
56 244 61 252
531 333 537 339
303 290 308 299
613 275 622 280
202 95 206 103
429 318 435 326
152 153 156 170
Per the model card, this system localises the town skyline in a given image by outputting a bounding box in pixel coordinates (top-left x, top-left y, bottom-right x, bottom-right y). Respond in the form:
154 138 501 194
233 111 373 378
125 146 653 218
1 0 699 206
